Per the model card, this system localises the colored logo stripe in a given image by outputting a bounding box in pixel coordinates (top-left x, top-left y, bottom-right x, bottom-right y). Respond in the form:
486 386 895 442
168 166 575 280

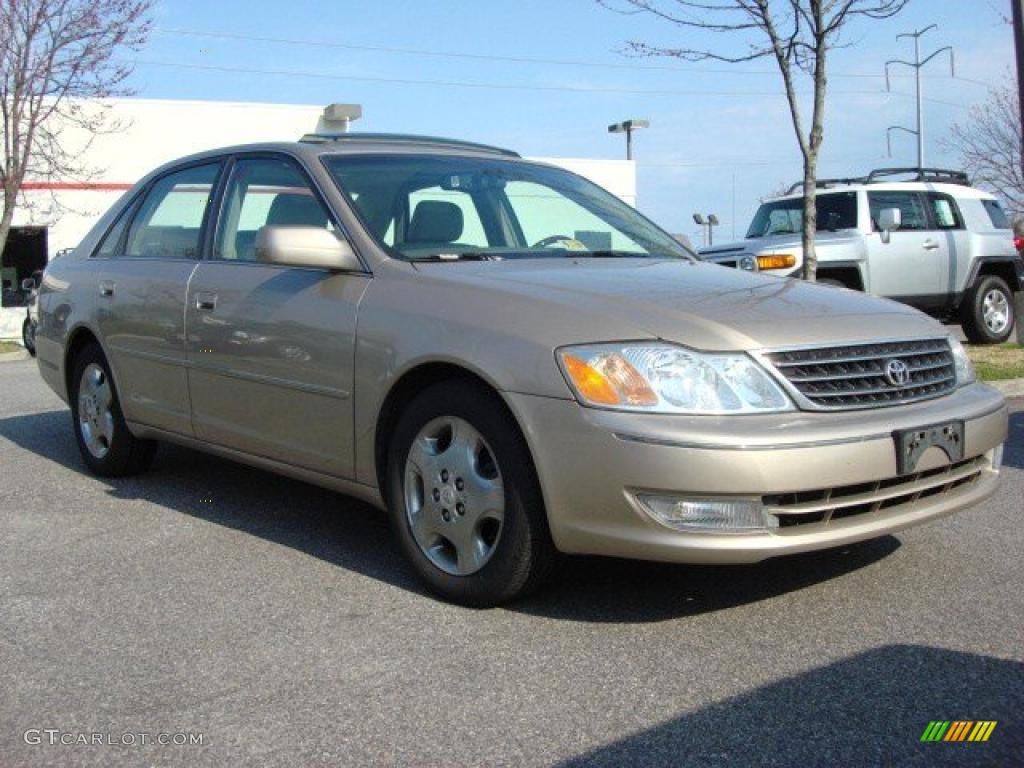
921 721 996 742
921 721 950 741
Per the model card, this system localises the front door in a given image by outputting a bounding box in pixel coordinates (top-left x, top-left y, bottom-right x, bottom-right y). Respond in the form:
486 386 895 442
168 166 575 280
92 161 222 436
185 155 369 478
865 190 947 306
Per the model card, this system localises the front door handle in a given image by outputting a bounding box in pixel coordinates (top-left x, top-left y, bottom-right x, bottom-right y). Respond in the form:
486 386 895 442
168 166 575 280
99 280 115 297
922 240 940 251
195 292 218 311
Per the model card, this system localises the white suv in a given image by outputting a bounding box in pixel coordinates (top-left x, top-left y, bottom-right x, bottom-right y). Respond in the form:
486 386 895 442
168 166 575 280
701 169 1024 344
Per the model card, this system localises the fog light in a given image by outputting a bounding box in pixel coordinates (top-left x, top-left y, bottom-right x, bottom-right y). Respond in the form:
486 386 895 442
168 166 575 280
992 444 1004 471
634 494 774 532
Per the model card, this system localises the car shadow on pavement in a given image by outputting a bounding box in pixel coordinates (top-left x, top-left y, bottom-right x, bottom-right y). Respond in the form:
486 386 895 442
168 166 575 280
1004 410 1024 469
3 409 901 622
555 644 1024 767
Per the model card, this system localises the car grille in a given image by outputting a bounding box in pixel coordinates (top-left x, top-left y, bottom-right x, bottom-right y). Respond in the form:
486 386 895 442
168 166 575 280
764 338 956 410
764 455 989 529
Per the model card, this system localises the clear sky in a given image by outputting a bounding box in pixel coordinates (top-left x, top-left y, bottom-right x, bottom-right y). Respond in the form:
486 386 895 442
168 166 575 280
127 0 1015 244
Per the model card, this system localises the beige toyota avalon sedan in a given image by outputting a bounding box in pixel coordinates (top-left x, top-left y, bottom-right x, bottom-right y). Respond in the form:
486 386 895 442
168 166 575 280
33 134 1008 606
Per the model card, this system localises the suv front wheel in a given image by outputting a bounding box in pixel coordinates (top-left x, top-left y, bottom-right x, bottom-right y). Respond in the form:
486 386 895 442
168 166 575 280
961 274 1016 345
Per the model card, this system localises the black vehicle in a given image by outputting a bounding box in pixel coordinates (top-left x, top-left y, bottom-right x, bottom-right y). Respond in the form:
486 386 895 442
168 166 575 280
21 271 42 357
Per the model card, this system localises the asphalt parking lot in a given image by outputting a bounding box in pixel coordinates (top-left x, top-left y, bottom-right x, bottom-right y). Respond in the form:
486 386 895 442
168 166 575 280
0 356 1021 767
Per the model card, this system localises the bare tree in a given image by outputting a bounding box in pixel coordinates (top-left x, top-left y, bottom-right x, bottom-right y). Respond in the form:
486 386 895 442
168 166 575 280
944 78 1024 218
0 0 151 257
599 0 908 280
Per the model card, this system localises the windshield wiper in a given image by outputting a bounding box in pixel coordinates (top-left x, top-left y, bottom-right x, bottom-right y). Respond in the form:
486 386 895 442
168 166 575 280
406 252 496 262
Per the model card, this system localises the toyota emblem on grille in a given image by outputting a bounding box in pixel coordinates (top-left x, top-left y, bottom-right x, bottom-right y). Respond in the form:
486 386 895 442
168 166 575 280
884 359 911 387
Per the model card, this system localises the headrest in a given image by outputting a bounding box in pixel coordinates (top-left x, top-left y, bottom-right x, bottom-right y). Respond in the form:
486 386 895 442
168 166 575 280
266 193 328 228
407 200 464 243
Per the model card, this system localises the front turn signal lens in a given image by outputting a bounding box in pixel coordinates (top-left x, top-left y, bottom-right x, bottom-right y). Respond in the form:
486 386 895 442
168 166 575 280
756 253 797 270
560 352 658 407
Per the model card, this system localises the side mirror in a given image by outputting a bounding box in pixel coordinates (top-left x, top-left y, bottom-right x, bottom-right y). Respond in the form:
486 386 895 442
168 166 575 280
21 277 37 292
878 207 901 244
254 226 362 271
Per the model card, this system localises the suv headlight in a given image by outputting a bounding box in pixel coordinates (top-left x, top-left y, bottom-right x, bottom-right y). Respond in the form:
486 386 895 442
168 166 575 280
557 343 794 414
948 337 976 386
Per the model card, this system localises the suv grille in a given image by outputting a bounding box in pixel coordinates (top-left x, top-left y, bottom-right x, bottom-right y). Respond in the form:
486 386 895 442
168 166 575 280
765 338 956 410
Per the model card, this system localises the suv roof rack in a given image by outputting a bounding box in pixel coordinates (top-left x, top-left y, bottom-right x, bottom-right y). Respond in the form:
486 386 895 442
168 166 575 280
785 167 971 195
298 132 521 157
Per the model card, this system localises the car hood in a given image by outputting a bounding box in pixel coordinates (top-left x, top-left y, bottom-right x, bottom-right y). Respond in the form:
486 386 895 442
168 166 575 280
417 258 945 350
700 229 861 258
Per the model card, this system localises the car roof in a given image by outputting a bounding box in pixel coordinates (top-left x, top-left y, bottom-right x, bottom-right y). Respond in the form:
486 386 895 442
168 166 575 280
142 134 522 177
769 182 997 203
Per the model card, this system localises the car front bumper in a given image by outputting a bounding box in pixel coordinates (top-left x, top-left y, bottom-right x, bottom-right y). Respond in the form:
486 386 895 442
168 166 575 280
505 383 1008 564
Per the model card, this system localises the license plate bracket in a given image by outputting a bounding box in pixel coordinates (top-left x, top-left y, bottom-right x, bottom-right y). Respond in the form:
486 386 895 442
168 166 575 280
893 421 965 475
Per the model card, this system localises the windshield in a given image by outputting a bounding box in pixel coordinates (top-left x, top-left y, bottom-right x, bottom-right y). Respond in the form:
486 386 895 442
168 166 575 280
746 191 858 238
324 154 690 260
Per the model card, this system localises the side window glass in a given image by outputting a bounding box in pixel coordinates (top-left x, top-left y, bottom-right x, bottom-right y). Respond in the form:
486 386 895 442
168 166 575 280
216 157 335 262
927 194 963 230
404 186 488 248
868 192 927 232
981 199 1011 229
124 164 220 259
94 201 136 258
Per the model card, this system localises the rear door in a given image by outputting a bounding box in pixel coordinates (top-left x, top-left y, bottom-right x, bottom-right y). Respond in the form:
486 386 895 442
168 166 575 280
865 190 946 305
924 191 971 295
92 161 222 436
185 154 369 478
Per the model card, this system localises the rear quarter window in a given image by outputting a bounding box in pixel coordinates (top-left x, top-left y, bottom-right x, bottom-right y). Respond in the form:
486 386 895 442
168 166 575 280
981 199 1011 229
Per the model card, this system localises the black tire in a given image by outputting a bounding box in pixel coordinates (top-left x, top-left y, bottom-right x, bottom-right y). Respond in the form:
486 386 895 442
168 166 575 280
961 274 1015 345
22 317 36 356
385 379 558 607
70 343 156 477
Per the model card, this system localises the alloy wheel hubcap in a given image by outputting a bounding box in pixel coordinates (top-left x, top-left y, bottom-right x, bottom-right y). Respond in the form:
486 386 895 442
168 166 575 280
78 363 114 459
403 416 504 576
982 289 1011 334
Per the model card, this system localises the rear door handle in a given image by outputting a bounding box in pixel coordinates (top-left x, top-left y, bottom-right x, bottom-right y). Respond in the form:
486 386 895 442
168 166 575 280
99 280 115 297
923 240 940 251
195 292 218 311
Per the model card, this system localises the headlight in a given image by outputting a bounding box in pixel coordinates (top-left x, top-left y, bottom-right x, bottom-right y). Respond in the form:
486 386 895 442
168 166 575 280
557 343 794 414
948 337 976 386
739 255 757 271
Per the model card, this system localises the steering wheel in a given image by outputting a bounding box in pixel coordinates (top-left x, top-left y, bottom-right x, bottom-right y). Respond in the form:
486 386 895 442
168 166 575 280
532 234 575 249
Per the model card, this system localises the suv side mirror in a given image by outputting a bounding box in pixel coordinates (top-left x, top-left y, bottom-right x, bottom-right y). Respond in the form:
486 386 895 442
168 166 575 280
21 277 37 292
255 226 362 271
878 208 902 244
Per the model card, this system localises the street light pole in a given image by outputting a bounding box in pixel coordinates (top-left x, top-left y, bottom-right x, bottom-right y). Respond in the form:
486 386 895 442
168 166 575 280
692 214 719 247
608 119 650 161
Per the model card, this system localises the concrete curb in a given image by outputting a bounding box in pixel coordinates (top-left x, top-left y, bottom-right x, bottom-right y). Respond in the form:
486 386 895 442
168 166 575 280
988 378 1024 399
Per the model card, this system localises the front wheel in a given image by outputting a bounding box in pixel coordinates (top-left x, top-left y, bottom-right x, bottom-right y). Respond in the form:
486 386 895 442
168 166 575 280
385 380 557 607
961 275 1015 345
22 317 36 356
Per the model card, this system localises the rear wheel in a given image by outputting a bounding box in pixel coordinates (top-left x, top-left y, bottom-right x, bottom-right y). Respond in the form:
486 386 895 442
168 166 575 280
22 317 36 356
961 275 1015 345
70 343 156 477
385 380 557 607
